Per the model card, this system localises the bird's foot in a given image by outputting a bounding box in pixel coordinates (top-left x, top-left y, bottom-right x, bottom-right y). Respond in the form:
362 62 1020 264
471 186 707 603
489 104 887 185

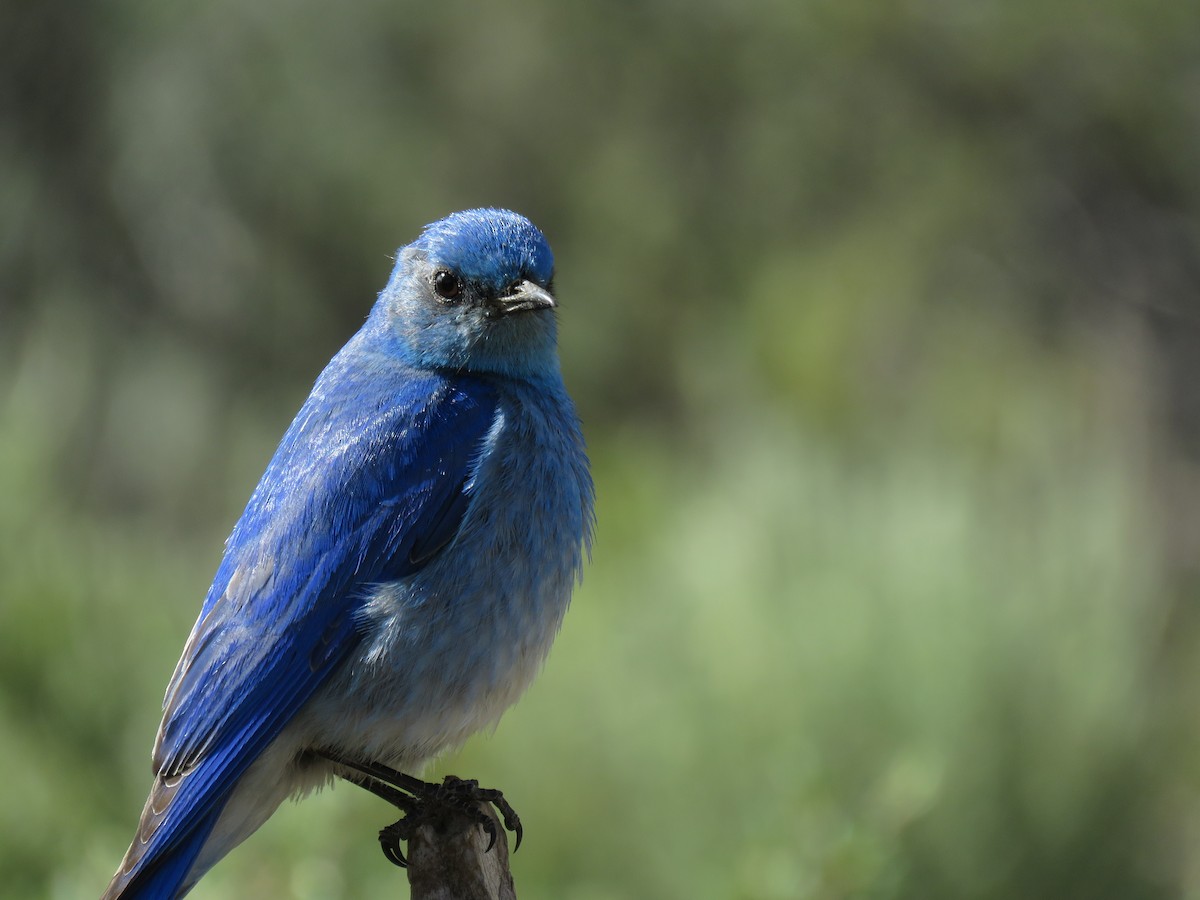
320 753 522 869
375 775 522 868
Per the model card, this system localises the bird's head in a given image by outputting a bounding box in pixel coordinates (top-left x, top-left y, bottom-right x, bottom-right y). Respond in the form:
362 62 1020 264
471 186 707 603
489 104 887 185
370 208 560 379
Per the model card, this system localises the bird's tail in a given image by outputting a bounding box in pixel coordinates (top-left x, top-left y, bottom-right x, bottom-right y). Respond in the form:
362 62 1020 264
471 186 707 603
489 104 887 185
101 777 224 900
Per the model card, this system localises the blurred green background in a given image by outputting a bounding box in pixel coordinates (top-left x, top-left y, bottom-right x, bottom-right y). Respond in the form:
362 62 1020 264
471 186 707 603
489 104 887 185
5 1 1200 897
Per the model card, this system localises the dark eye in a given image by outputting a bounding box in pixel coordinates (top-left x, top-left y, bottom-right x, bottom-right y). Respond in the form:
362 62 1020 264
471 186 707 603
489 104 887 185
432 270 463 301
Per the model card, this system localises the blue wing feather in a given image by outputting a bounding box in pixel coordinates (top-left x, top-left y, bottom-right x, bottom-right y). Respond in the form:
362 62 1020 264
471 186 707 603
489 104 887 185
125 346 499 890
122 806 222 899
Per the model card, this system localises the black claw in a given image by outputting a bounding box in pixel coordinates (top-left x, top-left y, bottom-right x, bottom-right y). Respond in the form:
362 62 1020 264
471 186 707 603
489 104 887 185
379 821 409 868
491 794 523 853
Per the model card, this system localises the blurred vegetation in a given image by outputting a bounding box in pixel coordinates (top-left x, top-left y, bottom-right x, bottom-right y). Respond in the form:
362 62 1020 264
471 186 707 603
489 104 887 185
4 0 1200 897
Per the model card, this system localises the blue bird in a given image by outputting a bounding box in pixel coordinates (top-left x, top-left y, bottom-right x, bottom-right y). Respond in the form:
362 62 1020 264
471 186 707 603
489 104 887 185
103 209 594 899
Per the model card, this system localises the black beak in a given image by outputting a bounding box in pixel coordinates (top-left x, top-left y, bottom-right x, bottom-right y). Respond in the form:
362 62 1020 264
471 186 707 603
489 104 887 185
490 280 557 317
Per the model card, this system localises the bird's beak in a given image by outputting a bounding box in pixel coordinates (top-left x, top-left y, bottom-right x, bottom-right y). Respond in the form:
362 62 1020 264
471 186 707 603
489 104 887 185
490 280 557 317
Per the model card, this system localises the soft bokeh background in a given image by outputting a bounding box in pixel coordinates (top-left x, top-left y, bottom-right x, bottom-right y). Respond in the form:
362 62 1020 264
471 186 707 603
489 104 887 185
5 2 1200 897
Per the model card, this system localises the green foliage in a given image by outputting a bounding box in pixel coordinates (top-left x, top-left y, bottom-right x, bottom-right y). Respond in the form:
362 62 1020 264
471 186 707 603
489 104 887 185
3 0 1200 897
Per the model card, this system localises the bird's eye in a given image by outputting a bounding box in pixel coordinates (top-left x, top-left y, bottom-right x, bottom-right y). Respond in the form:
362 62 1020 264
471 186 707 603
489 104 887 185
432 270 463 301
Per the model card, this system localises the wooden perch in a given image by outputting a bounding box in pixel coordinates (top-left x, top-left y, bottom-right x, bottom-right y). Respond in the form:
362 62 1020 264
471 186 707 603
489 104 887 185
404 801 517 900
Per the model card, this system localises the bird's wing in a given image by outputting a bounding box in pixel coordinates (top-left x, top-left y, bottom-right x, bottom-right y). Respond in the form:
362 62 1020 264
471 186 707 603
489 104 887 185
115 366 498 892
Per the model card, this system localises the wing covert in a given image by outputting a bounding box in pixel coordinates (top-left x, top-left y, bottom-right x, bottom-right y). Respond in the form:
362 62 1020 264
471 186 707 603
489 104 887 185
135 366 498 874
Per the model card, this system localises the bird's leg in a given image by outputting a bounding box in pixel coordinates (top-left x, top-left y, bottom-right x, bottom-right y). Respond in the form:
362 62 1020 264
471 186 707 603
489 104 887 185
334 769 420 867
315 750 523 867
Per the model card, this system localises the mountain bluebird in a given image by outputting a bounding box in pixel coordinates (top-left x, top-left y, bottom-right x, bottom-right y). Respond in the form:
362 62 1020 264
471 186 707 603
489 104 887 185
103 208 594 898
